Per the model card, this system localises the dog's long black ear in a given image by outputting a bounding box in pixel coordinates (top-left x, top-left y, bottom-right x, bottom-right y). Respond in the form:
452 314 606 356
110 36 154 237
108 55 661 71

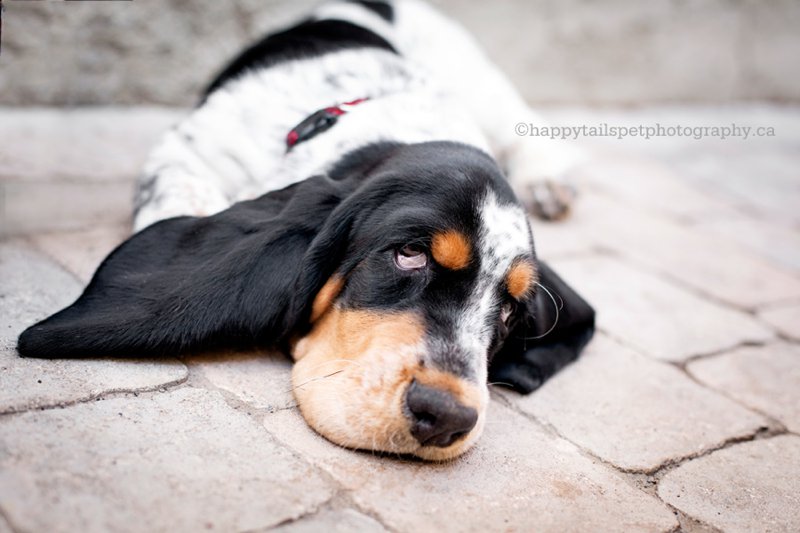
489 261 595 393
17 175 358 359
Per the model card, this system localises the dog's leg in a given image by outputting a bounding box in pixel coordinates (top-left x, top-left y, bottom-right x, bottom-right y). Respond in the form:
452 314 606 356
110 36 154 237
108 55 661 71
133 125 235 232
391 0 583 220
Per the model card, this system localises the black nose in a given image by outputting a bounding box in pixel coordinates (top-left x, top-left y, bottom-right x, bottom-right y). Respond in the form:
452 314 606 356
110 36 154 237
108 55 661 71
405 380 478 448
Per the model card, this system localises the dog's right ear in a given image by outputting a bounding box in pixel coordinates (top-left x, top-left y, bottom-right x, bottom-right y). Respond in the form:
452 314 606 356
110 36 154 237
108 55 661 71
16 175 358 359
489 261 595 393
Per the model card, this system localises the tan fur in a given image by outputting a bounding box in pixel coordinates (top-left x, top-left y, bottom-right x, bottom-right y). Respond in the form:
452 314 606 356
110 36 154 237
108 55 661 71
415 369 480 410
292 308 486 460
310 276 344 323
431 229 471 270
506 260 537 299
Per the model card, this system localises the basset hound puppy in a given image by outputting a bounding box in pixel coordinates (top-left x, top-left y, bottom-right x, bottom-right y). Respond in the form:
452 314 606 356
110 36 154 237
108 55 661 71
18 0 595 461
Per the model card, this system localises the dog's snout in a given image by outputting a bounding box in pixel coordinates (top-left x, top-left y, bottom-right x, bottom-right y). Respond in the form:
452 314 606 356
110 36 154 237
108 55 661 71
405 380 478 448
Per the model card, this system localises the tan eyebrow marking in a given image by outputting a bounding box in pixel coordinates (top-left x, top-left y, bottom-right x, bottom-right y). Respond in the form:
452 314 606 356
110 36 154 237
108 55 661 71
506 260 537 299
431 229 472 270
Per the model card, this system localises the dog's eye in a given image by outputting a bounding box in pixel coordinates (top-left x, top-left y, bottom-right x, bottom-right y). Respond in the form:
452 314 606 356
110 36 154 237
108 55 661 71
500 300 516 324
395 244 428 270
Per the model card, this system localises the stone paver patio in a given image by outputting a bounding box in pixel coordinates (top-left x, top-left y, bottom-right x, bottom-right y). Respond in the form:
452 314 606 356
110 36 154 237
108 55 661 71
1 106 799 532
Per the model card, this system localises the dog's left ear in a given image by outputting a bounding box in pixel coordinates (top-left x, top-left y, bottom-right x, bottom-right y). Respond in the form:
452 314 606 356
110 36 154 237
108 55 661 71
16 175 358 359
489 261 595 393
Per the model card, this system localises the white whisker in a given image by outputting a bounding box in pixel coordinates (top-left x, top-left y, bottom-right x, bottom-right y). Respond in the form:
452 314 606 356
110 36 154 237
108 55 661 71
286 368 346 392
524 282 560 340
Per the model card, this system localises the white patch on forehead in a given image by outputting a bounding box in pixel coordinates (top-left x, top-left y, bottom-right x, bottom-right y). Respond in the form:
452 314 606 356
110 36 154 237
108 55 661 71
479 189 530 267
456 189 531 378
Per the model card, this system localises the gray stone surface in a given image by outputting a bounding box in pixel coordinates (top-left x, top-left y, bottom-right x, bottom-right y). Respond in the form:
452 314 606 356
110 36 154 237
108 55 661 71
0 341 187 415
504 335 769 472
1 1 798 106
187 351 295 412
0 242 80 339
0 387 333 533
28 224 129 283
658 436 800 533
572 148 744 224
0 108 181 182
758 303 800 341
688 343 800 433
0 515 12 533
0 243 187 414
2 178 133 237
554 192 800 309
530 217 597 260
695 216 800 273
550 255 772 361
264 402 678 532
0 107 180 236
545 106 800 228
0 0 317 107
270 509 387 533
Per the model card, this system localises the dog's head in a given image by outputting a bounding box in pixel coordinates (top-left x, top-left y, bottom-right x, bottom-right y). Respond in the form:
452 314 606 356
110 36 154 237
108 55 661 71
18 142 593 460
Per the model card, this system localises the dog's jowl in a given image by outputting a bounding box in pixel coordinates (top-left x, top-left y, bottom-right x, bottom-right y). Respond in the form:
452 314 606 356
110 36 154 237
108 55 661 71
17 0 594 460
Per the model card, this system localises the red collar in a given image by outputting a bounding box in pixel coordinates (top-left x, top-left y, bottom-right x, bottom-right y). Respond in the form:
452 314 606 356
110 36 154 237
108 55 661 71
286 98 369 151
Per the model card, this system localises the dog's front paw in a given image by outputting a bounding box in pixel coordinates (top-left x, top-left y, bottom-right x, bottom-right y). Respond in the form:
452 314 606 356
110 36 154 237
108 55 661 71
519 180 576 221
489 343 583 394
489 358 544 394
505 140 584 221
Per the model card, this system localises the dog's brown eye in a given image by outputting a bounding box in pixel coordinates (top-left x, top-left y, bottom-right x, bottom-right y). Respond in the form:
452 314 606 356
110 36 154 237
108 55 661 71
395 244 428 270
500 301 516 324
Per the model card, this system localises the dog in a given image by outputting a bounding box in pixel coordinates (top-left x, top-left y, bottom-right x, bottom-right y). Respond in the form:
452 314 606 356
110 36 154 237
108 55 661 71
17 0 595 461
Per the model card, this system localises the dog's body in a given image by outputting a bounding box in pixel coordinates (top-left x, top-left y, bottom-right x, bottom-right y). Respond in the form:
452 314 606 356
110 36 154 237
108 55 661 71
134 0 579 230
18 0 595 461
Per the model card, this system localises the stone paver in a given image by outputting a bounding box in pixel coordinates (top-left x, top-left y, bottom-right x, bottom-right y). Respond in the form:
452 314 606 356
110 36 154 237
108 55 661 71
270 509 387 533
0 243 187 414
0 515 12 533
504 335 769 472
574 148 744 223
3 178 134 236
658 436 800 533
0 342 187 415
263 403 678 532
550 255 772 361
530 214 597 260
0 108 181 236
187 351 295 412
695 216 800 273
0 387 333 533
687 343 800 432
1 242 82 339
668 145 800 229
29 224 129 283
0 108 182 182
758 303 800 341
5 4 799 106
563 193 800 310
546 107 800 228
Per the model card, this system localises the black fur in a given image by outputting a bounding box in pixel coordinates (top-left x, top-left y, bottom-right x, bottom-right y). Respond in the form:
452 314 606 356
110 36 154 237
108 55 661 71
204 19 397 97
351 0 394 22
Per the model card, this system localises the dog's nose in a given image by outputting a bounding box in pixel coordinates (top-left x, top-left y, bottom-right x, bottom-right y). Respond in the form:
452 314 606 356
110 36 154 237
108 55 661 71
405 380 478 448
